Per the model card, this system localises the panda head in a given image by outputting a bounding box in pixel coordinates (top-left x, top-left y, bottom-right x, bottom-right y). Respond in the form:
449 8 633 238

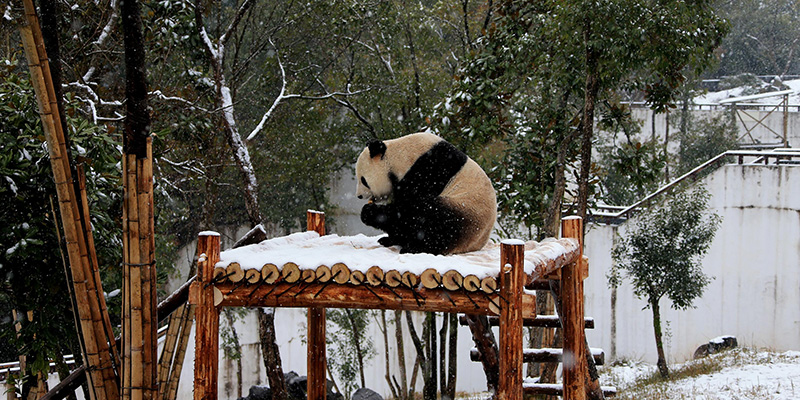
355 139 393 204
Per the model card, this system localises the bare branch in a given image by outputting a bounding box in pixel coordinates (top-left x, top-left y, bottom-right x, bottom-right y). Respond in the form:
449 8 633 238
220 0 255 46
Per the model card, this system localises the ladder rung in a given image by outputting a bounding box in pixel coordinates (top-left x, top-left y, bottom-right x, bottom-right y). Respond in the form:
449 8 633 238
523 383 618 397
470 348 605 365
458 314 595 329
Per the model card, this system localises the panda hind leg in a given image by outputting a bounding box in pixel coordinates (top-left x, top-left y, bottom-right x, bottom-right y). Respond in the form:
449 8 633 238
399 200 462 255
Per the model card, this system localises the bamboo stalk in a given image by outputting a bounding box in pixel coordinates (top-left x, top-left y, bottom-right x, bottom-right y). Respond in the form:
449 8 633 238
164 306 194 400
18 3 118 398
157 305 185 392
78 166 121 372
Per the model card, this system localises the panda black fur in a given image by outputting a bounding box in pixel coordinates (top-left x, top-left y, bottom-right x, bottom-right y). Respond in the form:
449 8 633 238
355 132 497 255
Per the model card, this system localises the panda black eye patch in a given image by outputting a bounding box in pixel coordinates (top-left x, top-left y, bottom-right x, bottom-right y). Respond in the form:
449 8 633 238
361 176 370 189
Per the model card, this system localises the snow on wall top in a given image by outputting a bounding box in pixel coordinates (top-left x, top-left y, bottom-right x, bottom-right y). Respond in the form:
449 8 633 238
215 232 579 280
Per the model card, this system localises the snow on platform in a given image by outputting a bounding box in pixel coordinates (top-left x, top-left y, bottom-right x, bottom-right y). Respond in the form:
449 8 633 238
215 232 579 280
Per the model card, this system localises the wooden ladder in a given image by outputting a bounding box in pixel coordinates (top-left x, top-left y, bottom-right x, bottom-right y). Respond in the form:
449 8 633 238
464 217 617 399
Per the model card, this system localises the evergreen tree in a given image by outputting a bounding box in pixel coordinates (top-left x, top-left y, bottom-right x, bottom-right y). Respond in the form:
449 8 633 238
610 186 721 378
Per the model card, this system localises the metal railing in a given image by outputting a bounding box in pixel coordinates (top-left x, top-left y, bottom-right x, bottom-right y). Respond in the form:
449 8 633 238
590 149 800 225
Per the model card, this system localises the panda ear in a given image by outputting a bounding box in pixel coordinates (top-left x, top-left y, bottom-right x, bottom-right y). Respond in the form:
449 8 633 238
367 140 387 159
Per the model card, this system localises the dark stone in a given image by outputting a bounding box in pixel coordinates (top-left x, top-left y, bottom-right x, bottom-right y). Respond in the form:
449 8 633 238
286 373 307 400
351 387 383 400
248 385 272 400
693 335 738 359
244 370 345 400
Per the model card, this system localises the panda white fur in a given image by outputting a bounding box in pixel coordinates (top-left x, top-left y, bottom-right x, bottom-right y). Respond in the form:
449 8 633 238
355 132 497 255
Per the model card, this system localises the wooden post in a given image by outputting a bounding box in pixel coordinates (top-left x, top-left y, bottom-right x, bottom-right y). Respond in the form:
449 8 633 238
561 217 587 400
194 233 221 400
306 211 327 400
498 240 525 400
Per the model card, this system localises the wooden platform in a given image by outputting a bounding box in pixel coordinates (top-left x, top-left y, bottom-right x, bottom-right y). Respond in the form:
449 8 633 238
189 212 608 400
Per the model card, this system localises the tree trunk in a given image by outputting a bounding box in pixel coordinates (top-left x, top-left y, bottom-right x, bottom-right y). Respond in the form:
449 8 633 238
422 313 437 400
462 314 498 393
578 20 600 223
445 313 458 400
257 309 287 400
345 310 366 388
380 311 400 400
651 299 670 378
223 311 243 398
394 311 409 400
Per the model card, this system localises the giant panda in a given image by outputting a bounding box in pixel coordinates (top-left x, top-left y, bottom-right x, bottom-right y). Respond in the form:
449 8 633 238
355 132 497 255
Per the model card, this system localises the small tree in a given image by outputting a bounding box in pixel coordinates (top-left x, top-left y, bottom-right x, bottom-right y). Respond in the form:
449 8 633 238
609 186 721 378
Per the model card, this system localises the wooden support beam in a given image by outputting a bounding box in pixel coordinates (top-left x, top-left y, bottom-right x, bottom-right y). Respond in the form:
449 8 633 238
193 233 221 400
189 281 536 318
497 240 525 400
561 217 587 400
306 211 327 400
458 314 595 329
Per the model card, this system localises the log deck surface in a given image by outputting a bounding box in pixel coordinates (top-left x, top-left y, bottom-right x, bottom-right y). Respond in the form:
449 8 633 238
191 212 589 400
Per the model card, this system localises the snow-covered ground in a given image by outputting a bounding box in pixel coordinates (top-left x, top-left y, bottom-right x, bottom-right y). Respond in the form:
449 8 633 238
600 348 800 399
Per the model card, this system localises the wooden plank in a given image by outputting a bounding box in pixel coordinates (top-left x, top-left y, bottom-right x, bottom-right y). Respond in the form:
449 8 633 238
497 241 525 400
193 233 221 400
561 217 587 400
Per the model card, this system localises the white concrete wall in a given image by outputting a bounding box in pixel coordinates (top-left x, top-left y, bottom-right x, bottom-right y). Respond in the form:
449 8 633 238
585 164 800 364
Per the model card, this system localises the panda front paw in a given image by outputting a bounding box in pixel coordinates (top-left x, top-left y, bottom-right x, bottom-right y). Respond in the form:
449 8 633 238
361 202 391 228
378 236 398 247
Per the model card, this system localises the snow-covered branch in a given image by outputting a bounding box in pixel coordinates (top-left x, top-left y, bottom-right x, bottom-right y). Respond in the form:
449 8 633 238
150 90 211 113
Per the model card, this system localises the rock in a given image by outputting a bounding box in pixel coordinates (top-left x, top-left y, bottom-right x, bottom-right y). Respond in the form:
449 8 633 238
244 370 345 400
286 373 308 400
351 387 383 400
693 335 738 359
248 385 272 400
